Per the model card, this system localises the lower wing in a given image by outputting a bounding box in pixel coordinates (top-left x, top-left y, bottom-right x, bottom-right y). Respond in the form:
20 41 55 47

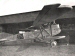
0 39 7 42
44 36 65 40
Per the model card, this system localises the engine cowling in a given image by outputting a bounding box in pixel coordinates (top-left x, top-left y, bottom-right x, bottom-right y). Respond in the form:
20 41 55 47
51 24 61 36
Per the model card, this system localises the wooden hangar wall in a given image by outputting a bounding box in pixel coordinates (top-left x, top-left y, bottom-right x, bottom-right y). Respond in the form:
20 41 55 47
1 21 33 34
0 11 39 34
0 11 39 24
56 18 75 44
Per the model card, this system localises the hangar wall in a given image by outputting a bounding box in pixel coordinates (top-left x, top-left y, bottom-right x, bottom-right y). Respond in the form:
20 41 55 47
0 11 39 24
1 21 33 34
56 18 75 44
1 21 75 44
0 11 75 44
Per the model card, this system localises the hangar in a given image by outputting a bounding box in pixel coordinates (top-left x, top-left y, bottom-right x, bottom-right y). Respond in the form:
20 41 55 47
0 9 75 44
0 11 39 34
0 3 75 56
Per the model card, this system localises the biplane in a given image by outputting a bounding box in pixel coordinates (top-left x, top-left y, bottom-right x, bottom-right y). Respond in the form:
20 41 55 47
0 3 73 47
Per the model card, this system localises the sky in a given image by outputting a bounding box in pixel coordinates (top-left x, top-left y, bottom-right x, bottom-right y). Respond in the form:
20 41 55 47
0 0 75 16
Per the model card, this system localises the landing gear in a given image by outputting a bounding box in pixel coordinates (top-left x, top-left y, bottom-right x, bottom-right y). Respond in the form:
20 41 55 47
50 41 57 47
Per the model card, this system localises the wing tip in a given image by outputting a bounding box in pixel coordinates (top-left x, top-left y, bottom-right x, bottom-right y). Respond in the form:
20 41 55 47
58 5 72 9
72 6 75 9
45 3 60 6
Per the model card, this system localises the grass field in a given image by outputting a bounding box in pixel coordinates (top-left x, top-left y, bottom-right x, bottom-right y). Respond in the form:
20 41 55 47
0 44 75 56
0 30 75 56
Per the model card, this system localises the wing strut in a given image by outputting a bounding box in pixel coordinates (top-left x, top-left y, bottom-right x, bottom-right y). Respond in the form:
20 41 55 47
48 23 52 36
35 23 53 42
41 25 51 36
38 24 51 39
36 28 43 38
40 26 44 39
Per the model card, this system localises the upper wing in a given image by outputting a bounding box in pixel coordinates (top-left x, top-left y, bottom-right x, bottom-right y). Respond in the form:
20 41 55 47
33 4 72 26
58 6 75 19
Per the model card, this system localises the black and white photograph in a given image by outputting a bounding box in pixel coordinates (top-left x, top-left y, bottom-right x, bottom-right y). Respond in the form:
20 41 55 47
0 0 75 56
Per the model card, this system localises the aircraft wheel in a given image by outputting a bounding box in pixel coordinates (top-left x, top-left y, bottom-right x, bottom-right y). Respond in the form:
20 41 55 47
50 41 57 47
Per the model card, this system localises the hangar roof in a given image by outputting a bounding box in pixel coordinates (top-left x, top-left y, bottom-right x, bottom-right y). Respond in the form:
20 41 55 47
0 11 40 24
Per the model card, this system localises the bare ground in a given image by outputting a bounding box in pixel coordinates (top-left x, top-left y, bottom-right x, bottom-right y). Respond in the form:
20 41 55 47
0 44 75 56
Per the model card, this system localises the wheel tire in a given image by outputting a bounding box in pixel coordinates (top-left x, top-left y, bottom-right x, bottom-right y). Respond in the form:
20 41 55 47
51 41 57 47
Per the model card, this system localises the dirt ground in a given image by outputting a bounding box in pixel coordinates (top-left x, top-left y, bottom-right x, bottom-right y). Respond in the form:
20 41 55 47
0 44 75 56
